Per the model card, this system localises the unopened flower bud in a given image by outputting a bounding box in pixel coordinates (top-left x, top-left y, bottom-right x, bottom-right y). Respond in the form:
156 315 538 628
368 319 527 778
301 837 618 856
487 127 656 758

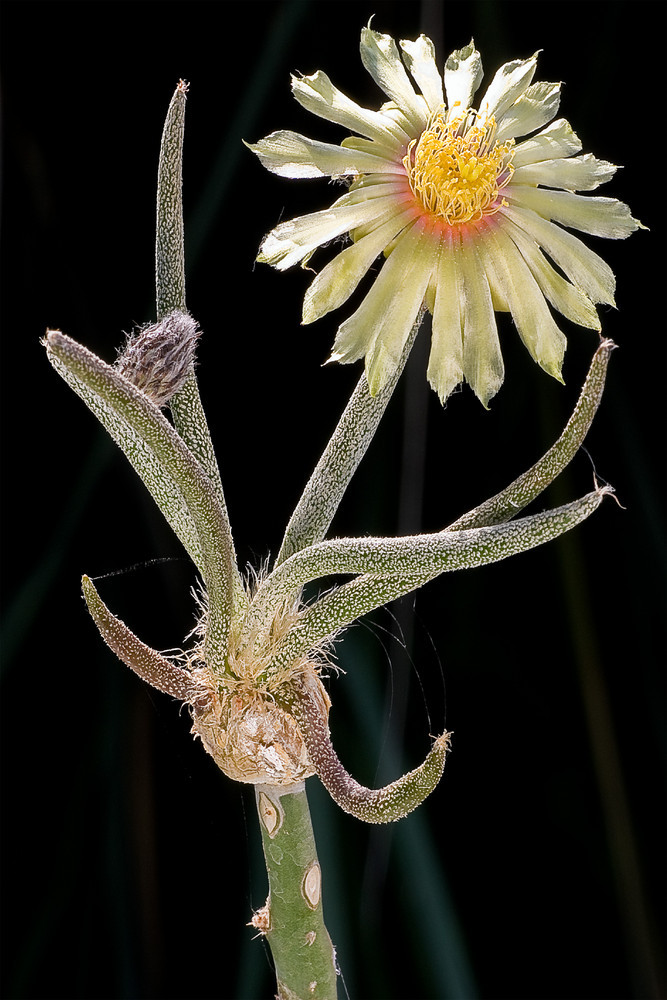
116 309 200 407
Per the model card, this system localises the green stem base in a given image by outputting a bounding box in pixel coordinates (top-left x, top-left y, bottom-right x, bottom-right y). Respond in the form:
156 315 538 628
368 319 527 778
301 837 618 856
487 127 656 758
254 782 338 1000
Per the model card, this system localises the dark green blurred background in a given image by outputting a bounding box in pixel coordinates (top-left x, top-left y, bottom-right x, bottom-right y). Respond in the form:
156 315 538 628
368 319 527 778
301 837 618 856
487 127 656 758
2 2 665 998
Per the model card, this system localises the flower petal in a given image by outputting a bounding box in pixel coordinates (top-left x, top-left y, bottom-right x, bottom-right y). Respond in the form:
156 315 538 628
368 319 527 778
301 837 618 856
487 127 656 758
507 185 644 238
499 211 600 329
246 130 403 179
258 184 406 270
459 235 504 406
445 38 484 115
478 52 539 122
478 221 566 379
375 102 417 138
444 40 484 114
340 134 405 163
303 204 417 323
400 34 444 112
291 70 410 146
360 25 429 132
252 28 643 409
512 118 582 168
513 153 617 191
502 203 616 305
330 219 438 393
495 80 561 141
428 229 464 402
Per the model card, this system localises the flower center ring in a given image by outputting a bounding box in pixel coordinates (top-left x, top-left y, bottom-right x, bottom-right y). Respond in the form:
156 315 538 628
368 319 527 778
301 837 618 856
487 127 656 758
404 109 515 224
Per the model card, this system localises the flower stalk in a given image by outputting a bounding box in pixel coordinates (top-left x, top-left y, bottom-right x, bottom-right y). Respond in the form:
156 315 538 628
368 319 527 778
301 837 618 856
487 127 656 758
275 314 422 566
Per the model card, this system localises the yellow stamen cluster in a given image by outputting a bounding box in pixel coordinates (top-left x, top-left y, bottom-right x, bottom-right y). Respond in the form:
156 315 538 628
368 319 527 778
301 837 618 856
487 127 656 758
404 109 514 224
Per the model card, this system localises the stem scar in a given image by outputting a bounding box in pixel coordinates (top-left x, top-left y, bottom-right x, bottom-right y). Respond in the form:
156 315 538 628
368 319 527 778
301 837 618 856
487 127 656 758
301 862 322 909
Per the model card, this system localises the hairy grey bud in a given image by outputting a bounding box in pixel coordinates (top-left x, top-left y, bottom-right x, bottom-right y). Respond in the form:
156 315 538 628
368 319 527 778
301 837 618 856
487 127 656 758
116 310 200 407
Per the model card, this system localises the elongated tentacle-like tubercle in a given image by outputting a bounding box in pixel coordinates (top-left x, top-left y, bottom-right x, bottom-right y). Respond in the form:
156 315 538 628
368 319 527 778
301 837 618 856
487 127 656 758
282 671 451 823
81 574 204 703
446 337 617 532
45 330 238 670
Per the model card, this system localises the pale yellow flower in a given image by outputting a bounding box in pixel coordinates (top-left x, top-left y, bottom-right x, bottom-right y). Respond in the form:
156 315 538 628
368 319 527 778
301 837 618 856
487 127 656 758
250 27 643 405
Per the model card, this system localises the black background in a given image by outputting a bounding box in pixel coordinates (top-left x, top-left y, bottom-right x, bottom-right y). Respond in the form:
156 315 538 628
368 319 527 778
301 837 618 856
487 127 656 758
2 2 665 999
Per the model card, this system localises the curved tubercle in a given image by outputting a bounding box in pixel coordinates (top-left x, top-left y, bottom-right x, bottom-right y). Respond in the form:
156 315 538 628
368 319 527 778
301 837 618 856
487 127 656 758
283 671 451 823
